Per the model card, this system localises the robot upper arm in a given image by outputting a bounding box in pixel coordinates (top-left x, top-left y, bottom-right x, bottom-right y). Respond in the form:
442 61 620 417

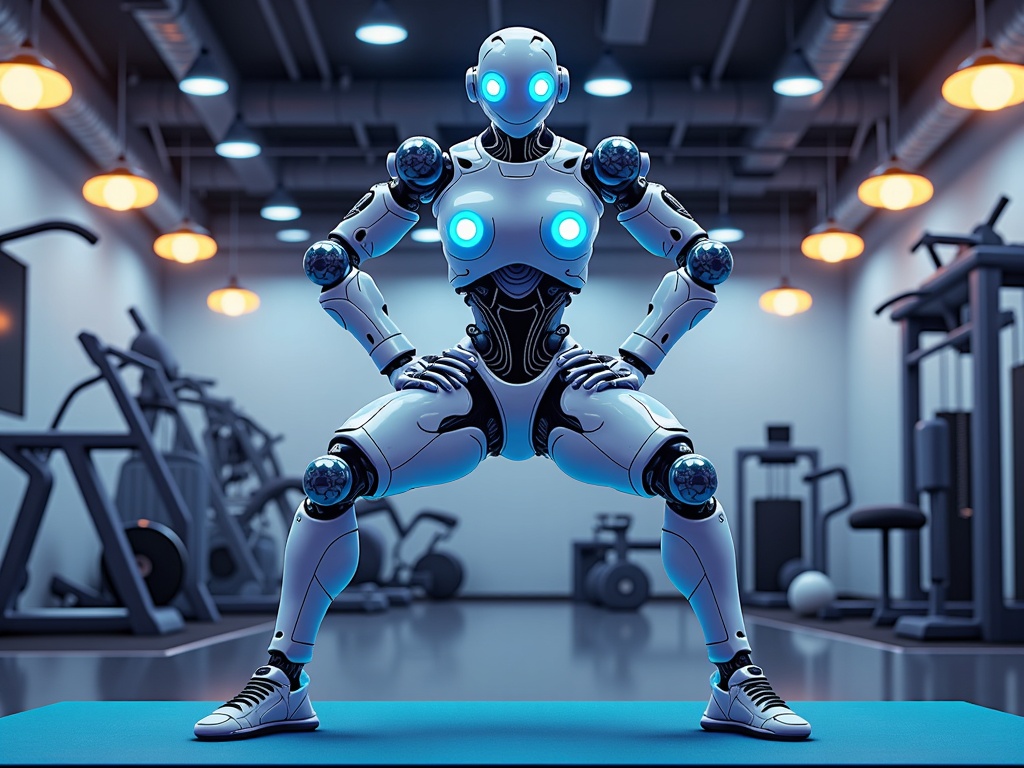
584 136 731 288
325 137 454 268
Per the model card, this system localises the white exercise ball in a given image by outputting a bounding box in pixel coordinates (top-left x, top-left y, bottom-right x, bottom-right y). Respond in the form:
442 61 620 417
786 570 837 616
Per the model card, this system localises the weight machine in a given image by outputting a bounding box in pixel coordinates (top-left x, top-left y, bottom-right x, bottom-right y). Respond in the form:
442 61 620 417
875 196 1024 642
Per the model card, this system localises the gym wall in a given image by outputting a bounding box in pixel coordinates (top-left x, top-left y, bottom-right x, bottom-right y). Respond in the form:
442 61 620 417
0 116 163 609
159 236 852 597
843 105 1024 601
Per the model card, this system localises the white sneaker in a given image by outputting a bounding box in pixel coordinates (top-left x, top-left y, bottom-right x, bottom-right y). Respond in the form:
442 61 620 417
194 665 319 740
700 664 811 740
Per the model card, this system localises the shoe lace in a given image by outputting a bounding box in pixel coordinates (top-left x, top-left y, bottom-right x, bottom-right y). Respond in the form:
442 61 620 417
222 678 280 712
740 677 788 710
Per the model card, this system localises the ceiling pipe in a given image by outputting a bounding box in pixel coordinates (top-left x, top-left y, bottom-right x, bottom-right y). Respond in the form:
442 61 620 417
833 0 1024 230
740 0 893 174
128 0 278 193
129 78 888 131
0 0 184 232
190 155 829 196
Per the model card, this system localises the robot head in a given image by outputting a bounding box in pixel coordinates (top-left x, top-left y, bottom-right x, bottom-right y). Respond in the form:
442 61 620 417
466 27 569 138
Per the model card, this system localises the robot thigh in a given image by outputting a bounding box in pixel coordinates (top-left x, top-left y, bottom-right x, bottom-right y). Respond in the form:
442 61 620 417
334 385 490 498
545 384 689 496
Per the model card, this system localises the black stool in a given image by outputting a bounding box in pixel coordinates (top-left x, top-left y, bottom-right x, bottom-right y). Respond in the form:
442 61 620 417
848 504 926 626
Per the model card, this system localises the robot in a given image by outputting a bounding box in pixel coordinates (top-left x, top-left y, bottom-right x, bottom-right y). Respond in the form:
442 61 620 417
194 27 810 742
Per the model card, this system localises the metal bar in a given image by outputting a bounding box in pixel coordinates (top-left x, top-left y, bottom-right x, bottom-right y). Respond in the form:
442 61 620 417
710 0 752 86
970 266 1007 640
0 446 53 614
293 0 331 84
257 0 301 82
901 317 925 600
48 0 108 78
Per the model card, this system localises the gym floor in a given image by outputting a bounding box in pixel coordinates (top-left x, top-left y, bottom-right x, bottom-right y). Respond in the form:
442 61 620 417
1 599 1021 722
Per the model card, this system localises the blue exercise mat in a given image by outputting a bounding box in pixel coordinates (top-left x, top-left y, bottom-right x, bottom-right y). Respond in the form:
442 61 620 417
0 700 1021 765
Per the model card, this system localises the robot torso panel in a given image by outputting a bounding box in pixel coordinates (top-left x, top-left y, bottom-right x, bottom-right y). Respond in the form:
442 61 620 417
432 134 603 292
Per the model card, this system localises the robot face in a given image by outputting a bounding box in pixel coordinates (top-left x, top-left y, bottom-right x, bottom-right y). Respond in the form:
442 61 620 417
470 27 565 138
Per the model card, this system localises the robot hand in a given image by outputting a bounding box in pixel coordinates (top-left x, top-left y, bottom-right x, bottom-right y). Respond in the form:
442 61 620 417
556 347 644 392
389 345 479 393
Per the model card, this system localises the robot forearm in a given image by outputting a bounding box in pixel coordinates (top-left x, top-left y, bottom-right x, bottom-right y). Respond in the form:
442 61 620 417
319 268 416 375
618 267 718 375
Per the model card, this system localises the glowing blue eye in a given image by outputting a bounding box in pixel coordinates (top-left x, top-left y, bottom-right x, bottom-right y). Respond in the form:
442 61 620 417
449 211 485 247
529 72 555 102
480 72 506 102
550 211 587 248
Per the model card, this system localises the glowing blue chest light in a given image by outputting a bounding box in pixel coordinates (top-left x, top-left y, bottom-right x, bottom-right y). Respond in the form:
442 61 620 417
449 210 485 247
550 210 587 248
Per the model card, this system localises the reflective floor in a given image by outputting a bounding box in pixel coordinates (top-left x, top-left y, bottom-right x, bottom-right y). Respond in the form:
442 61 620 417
1 599 1022 719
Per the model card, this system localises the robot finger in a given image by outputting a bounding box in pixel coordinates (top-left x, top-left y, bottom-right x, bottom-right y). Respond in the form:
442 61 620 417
429 362 471 383
435 355 474 375
422 370 460 391
580 369 620 390
445 346 479 366
556 346 593 368
564 361 608 384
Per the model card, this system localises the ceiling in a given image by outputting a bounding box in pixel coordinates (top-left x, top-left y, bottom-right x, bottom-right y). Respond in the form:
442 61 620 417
1 0 1020 254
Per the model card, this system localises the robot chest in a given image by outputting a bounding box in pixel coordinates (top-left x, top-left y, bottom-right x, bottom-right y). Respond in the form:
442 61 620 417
435 164 601 284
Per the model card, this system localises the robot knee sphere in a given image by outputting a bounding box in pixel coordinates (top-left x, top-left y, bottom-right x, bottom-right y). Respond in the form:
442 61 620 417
668 453 718 506
303 455 354 508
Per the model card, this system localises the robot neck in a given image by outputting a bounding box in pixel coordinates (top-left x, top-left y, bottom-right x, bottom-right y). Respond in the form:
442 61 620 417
481 123 554 163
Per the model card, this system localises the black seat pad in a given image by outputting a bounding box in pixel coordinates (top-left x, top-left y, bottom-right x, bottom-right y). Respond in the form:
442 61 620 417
849 504 927 530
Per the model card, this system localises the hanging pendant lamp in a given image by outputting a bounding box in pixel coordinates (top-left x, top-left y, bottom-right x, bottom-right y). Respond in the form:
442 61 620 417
208 197 259 316
153 134 217 263
803 144 863 262
761 193 812 317
942 0 1024 111
859 54 932 212
83 42 158 211
0 1 72 110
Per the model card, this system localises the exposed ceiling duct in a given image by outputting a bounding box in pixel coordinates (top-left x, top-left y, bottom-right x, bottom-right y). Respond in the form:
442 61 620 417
128 78 887 135
740 0 893 174
834 0 1024 230
189 155 829 198
0 0 184 231
127 0 277 193
600 0 656 44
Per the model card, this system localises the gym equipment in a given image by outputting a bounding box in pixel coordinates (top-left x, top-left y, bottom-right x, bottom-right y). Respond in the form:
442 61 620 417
572 514 658 611
847 505 926 626
895 419 982 639
122 308 386 614
0 329 219 635
776 466 877 619
786 571 836 617
0 220 98 417
734 424 820 606
52 519 188 609
876 196 1024 642
354 498 466 600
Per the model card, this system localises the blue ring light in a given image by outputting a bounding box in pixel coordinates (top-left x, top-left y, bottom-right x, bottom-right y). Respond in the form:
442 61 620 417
529 71 555 102
449 211 485 248
479 72 506 103
550 211 588 248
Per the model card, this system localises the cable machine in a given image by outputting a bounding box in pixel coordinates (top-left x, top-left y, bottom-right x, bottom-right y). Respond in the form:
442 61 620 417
875 196 1024 642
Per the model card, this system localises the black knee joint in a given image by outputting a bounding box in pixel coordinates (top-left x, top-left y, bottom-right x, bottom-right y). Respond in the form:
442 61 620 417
643 436 695 500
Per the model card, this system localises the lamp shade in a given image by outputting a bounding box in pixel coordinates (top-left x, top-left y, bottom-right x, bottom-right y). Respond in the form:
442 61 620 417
276 228 311 243
583 52 632 97
82 164 159 211
942 48 1024 111
801 220 864 263
355 0 408 45
759 278 812 316
215 118 261 158
410 227 441 243
0 47 72 110
260 187 301 221
179 49 229 96
154 222 218 264
706 214 745 244
208 277 260 316
857 161 933 211
772 49 823 97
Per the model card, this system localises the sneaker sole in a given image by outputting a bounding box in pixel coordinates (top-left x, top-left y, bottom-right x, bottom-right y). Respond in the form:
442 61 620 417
700 715 810 741
195 716 320 741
